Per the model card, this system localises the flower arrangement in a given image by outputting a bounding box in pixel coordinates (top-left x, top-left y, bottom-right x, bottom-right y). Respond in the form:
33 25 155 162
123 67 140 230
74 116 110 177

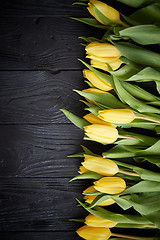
61 0 160 239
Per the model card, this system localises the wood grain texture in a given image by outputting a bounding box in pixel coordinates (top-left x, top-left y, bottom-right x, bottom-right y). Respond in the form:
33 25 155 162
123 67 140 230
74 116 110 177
1 232 81 240
0 124 85 177
0 17 103 70
0 0 132 17
0 70 87 124
0 177 87 232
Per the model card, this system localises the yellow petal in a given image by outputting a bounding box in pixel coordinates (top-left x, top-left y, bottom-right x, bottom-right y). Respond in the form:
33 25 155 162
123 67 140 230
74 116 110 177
76 225 111 240
83 69 112 91
98 109 135 124
91 59 122 71
83 113 115 126
85 214 117 228
88 0 122 25
86 54 119 63
78 165 88 174
82 154 119 176
85 42 120 58
84 124 118 144
94 177 126 194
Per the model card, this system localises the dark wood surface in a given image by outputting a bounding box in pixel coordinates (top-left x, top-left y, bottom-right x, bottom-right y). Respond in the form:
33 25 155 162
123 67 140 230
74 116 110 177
0 0 95 239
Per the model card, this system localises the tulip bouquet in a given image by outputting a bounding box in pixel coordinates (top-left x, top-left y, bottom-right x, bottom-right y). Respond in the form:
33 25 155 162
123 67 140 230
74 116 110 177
61 0 160 239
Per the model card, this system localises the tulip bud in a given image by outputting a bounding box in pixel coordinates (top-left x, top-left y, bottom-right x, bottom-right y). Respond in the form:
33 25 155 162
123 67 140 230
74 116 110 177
78 165 88 174
91 58 122 71
84 124 118 144
85 42 120 58
82 154 119 176
76 225 111 240
83 69 112 91
98 109 135 124
83 113 116 126
83 186 115 206
94 177 126 194
87 0 122 26
85 214 117 228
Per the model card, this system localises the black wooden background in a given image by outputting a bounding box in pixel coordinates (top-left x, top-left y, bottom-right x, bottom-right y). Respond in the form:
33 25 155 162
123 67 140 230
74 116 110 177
0 1 158 240
0 0 106 239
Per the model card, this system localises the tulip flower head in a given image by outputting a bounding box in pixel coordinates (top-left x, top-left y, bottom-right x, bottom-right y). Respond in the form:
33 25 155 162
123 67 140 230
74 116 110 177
94 177 126 194
85 42 121 59
83 113 116 127
83 69 112 91
82 154 119 176
85 214 117 228
98 109 135 124
84 124 118 144
83 185 115 206
76 225 111 240
87 0 122 26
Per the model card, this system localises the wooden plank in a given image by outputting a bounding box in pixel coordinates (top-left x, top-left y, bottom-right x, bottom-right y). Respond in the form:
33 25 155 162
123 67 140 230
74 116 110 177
0 124 85 177
0 17 103 70
1 232 81 240
0 178 87 231
0 0 88 17
0 0 132 17
0 70 86 124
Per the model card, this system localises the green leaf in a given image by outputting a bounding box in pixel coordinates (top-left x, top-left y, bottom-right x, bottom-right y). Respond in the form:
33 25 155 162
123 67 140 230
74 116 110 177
60 109 89 129
103 145 136 158
70 17 108 29
138 140 160 156
120 25 160 45
81 145 100 156
113 77 160 114
117 119 158 131
114 41 160 68
70 171 103 181
156 81 160 94
130 3 160 24
115 160 160 182
122 181 160 195
121 81 160 102
128 67 160 82
116 0 157 7
74 90 127 109
77 200 152 224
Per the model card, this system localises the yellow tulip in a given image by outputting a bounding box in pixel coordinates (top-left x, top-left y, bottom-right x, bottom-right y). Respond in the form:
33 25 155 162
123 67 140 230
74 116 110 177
87 0 122 25
85 42 120 58
83 186 115 206
91 59 122 71
76 225 111 240
78 165 88 174
86 54 119 63
83 113 115 126
94 177 126 194
84 124 118 144
98 109 135 124
85 214 117 228
83 69 112 91
82 154 119 176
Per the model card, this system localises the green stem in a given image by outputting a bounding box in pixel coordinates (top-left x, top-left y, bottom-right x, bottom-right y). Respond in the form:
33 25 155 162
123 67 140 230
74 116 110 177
112 232 154 240
119 169 139 177
136 115 160 124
